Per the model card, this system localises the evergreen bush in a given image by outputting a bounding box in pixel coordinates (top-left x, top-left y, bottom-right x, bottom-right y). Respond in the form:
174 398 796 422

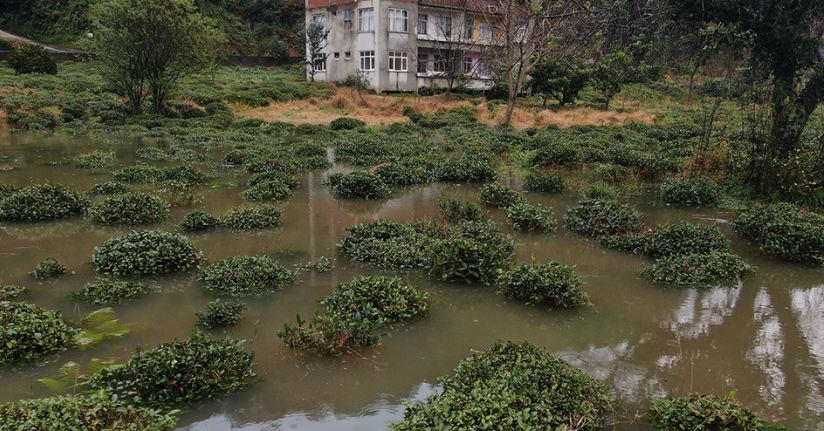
92 230 201 276
0 301 78 365
222 205 282 230
322 276 430 324
327 171 390 199
71 279 151 304
200 256 297 296
648 393 783 431
661 178 721 206
7 44 57 75
30 257 72 279
86 192 169 225
0 184 88 222
195 299 246 328
504 201 556 232
498 262 589 308
564 199 644 237
523 172 566 193
640 252 753 287
330 117 366 130
178 210 222 232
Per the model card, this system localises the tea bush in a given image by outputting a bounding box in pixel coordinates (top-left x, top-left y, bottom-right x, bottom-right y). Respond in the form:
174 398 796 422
248 171 300 189
373 160 436 186
0 301 78 365
434 158 497 183
246 158 297 175
479 183 525 208
241 180 294 202
427 237 511 283
88 181 129 195
661 178 721 206
196 299 246 328
523 172 566 193
322 276 430 324
733 203 824 266
438 198 484 222
303 256 335 272
0 285 27 300
178 210 223 232
330 117 366 130
112 165 166 184
87 332 255 409
293 142 327 158
30 257 72 279
504 201 556 232
498 262 588 307
6 44 57 75
222 205 282 230
163 165 211 185
581 184 621 200
93 230 201 276
74 150 115 169
340 219 448 268
638 223 729 258
528 142 581 168
200 256 297 296
564 199 644 237
86 192 169 225
0 184 89 222
327 171 390 200
71 279 151 304
648 393 783 431
277 312 381 356
0 394 177 431
0 183 17 200
640 252 753 287
391 341 613 431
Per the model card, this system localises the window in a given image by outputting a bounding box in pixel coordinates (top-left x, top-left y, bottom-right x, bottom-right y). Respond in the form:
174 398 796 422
359 50 375 70
312 13 326 31
388 51 408 71
389 8 408 32
417 53 428 74
465 19 474 39
359 8 374 32
464 56 472 73
344 10 353 21
433 54 447 73
478 59 492 77
313 53 326 72
334 52 340 60
480 21 493 41
417 14 428 35
344 51 351 60
434 16 452 39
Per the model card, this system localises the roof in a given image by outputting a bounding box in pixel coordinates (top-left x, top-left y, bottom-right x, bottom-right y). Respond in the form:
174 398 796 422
418 0 500 12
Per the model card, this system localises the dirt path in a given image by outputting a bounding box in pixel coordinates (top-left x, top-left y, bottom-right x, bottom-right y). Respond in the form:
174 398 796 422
0 29 82 53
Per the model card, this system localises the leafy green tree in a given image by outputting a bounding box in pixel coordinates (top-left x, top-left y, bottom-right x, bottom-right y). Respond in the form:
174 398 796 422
304 20 328 82
592 49 658 110
670 0 824 194
529 59 593 107
88 0 220 114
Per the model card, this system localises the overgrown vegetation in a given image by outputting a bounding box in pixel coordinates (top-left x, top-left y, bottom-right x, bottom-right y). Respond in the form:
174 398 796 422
321 276 430 324
178 210 223 232
196 299 246 328
640 252 753 287
221 205 282 230
30 257 72 279
0 184 89 222
200 256 297 296
564 198 644 237
86 192 169 225
0 301 78 365
734 202 824 266
648 393 785 431
71 279 152 304
661 178 721 206
498 262 589 308
92 230 201 276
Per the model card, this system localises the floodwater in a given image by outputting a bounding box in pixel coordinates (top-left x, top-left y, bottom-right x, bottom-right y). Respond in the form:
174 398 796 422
1 132 823 431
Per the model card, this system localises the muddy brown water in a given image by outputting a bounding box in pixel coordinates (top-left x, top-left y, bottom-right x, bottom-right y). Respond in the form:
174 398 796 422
1 132 823 431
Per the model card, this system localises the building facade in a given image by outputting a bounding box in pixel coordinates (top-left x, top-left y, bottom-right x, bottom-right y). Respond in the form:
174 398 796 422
305 0 498 92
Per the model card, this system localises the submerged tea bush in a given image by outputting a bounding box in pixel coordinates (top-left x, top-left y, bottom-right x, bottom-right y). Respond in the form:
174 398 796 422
0 301 78 365
438 198 484 222
30 257 72 279
0 184 89 222
222 205 282 230
504 201 556 232
196 299 246 328
86 192 169 225
330 117 366 130
322 276 430 324
498 262 588 308
277 312 381 356
734 203 824 266
88 181 129 195
327 171 390 200
87 332 255 409
178 210 222 232
391 341 613 431
340 219 449 268
427 236 511 283
93 230 201 276
523 172 566 193
112 165 166 184
637 222 728 258
71 279 151 304
74 150 116 169
434 158 497 183
241 180 294 202
0 394 177 431
648 393 781 431
640 252 753 287
248 171 299 189
661 178 721 206
479 183 525 208
0 285 27 300
373 160 435 186
564 199 644 237
200 256 297 296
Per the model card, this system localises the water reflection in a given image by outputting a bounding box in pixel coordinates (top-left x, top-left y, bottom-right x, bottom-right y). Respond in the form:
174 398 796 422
665 285 742 339
791 285 824 429
746 287 785 409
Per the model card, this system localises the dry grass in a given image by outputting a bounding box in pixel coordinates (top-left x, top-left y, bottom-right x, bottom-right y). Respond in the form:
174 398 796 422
237 86 656 129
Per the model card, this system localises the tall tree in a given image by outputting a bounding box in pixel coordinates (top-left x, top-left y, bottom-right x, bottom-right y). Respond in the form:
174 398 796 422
304 20 329 82
670 0 824 194
88 0 220 114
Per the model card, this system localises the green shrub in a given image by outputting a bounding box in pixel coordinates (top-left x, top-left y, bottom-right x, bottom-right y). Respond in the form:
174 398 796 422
640 252 753 287
564 199 644 237
277 312 381 356
196 299 246 328
322 276 429 324
112 165 166 184
303 256 335 272
0 301 78 365
391 341 613 431
163 165 211 185
479 183 525 208
504 201 556 232
327 171 390 200
241 180 294 201
19 110 58 131
340 219 449 269
248 171 300 189
427 237 511 283
205 102 233 115
74 150 115 169
178 210 222 232
0 183 17 200
6 44 57 75
529 142 580 167
87 332 255 409
0 394 177 431
498 262 589 307
222 149 253 165
582 184 621 200
648 393 783 431
88 181 129 195
200 256 297 296
222 205 282 230
298 154 332 171
638 223 728 258
373 161 435 186
438 198 484 222
293 142 327 158
594 163 632 184
733 203 824 266
86 192 169 225
92 230 201 276
330 117 366 130
435 158 498 183
71 279 151 304
523 172 565 193
0 184 88 222
60 103 88 122
0 285 27 300
662 178 721 206
245 158 297 175
30 257 72 279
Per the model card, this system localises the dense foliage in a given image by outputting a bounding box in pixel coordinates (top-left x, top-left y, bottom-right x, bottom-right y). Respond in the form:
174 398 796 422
640 252 753 287
330 117 365 130
504 201 556 232
71 279 151 304
733 203 824 266
648 393 784 431
74 150 116 169
221 205 282 230
392 341 613 431
88 181 129 195
86 192 169 225
277 312 381 356
241 180 294 202
479 183 525 208
200 256 297 296
0 285 27 300
564 199 644 237
92 230 201 276
321 276 429 324
0 301 78 365
523 172 566 193
87 332 256 409
0 184 88 222
178 210 223 232
29 257 72 279
498 262 589 308
438 198 484 222
661 178 721 206
326 171 390 200
6 43 57 75
634 223 729 258
196 299 246 328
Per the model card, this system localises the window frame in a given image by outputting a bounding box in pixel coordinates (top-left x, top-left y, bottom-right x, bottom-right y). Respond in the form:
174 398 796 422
358 8 375 32
417 53 428 74
434 15 452 39
343 10 353 21
465 18 474 39
417 13 428 35
313 53 327 72
359 50 375 71
463 56 472 73
388 8 409 33
388 51 408 72
480 21 493 41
